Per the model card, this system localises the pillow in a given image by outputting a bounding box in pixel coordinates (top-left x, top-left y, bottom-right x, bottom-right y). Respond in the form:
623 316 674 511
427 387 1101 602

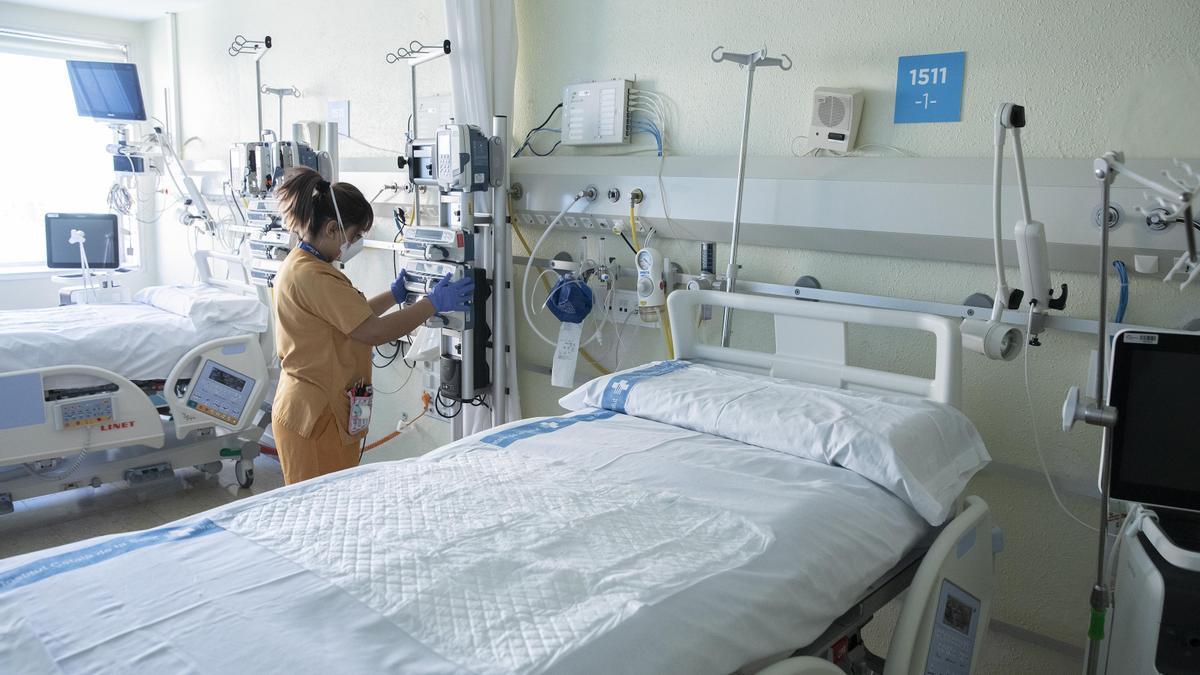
134 284 268 332
560 361 990 525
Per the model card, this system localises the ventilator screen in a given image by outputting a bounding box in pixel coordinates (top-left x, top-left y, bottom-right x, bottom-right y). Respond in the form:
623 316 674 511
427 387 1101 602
1109 331 1200 513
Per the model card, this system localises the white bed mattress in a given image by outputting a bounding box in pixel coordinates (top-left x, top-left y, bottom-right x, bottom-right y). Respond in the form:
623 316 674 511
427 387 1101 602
0 411 930 675
0 303 255 384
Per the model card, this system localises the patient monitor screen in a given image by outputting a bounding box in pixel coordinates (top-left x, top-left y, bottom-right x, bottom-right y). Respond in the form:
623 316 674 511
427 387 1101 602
1110 333 1200 512
45 214 120 269
65 60 147 122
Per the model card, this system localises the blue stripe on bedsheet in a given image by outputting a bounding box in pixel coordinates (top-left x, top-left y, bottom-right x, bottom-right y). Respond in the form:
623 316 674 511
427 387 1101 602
481 409 617 448
600 360 691 414
0 518 223 593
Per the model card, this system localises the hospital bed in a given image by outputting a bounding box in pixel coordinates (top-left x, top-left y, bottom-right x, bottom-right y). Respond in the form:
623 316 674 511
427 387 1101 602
0 290 998 674
0 251 274 513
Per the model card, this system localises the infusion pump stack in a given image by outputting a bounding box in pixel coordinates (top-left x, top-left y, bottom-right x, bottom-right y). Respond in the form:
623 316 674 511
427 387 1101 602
237 123 338 286
397 122 506 411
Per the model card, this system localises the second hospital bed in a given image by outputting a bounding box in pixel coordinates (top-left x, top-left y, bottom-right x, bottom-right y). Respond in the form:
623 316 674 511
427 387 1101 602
0 251 274 510
0 290 998 674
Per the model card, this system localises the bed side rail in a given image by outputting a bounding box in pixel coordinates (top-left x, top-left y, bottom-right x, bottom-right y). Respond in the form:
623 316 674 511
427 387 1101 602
885 495 1000 674
163 334 270 441
0 366 165 466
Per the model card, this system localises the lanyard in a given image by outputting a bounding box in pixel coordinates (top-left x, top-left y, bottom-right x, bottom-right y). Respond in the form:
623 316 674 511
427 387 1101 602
297 240 329 263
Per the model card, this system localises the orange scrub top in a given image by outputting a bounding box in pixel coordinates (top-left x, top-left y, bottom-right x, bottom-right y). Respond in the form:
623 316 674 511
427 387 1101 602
272 247 373 445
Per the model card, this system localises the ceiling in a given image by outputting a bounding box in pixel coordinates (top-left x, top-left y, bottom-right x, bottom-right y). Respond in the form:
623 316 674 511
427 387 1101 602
5 0 209 21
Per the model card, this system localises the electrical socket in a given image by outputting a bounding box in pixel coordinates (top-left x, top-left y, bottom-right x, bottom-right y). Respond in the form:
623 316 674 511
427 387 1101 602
607 290 662 328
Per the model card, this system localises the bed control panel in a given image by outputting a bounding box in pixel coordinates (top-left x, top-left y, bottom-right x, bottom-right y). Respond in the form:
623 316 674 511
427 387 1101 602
924 579 981 675
185 360 256 427
53 394 117 430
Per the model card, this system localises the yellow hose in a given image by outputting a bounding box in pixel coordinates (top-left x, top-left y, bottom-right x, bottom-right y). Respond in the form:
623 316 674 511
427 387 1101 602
629 202 640 251
658 307 675 359
510 199 611 376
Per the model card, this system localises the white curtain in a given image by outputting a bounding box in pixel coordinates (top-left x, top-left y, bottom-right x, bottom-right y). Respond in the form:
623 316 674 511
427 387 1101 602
444 0 521 433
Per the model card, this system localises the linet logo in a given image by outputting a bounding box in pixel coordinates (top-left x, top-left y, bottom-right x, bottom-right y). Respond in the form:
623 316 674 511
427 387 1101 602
99 421 136 432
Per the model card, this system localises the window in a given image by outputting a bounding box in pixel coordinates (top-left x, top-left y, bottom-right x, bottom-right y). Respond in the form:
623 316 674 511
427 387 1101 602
0 32 132 273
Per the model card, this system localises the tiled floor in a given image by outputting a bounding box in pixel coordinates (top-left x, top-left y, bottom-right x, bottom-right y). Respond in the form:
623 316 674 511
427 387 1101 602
0 455 284 561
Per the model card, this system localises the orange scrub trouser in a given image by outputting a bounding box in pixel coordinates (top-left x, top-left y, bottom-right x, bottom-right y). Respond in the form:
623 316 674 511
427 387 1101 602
274 409 362 485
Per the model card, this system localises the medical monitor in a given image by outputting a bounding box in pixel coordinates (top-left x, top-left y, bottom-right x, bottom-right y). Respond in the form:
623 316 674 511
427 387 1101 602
44 213 120 269
66 60 147 122
1108 330 1200 514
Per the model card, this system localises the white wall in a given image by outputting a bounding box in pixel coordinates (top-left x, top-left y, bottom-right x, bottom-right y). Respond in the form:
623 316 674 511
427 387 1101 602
0 1 163 309
130 0 1200 672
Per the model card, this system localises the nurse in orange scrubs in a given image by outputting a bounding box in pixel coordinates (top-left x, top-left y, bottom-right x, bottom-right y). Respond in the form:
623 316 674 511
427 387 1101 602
270 166 474 484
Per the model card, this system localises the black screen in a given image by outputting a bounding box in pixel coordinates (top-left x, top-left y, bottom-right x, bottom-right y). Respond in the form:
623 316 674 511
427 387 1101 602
209 367 247 392
1109 333 1200 513
44 214 120 269
65 61 146 122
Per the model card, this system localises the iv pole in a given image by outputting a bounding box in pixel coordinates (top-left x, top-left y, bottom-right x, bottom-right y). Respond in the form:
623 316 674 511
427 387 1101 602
227 35 272 141
1063 151 1197 675
710 46 792 347
386 40 452 230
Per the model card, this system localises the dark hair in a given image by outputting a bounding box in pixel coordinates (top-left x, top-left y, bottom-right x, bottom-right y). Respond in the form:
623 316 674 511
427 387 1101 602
276 166 373 240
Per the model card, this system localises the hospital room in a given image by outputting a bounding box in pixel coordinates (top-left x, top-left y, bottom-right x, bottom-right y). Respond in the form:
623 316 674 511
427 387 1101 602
1 0 1198 672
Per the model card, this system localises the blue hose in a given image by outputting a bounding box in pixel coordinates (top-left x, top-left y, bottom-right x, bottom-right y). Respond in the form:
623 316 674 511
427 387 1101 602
1113 260 1129 324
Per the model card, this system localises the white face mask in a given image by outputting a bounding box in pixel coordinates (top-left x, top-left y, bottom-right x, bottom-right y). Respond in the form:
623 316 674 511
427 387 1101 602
329 183 364 263
338 236 364 262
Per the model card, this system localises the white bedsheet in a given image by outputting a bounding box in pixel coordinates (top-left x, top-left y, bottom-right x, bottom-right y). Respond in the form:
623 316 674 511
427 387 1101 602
0 302 257 383
0 411 930 675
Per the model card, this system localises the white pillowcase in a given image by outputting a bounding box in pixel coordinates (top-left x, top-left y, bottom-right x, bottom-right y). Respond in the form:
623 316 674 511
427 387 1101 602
560 361 990 525
134 284 268 333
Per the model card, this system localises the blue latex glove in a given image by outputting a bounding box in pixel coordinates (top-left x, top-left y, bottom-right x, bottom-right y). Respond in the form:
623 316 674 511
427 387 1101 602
426 273 475 313
390 269 408 304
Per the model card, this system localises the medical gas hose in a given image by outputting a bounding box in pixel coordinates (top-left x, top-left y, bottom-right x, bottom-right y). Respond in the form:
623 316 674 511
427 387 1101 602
511 203 610 376
658 307 675 359
520 193 605 350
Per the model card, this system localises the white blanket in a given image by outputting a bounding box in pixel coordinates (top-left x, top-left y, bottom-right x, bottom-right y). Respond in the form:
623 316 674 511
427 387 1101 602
0 300 263 383
0 411 929 675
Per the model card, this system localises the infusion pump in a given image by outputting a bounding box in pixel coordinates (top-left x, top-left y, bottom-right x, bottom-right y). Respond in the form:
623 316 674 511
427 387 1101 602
234 139 323 287
244 197 296 287
397 122 501 404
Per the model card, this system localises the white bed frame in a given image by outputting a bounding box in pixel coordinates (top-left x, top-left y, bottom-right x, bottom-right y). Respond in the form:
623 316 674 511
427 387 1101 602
667 290 996 675
0 251 276 514
668 289 960 406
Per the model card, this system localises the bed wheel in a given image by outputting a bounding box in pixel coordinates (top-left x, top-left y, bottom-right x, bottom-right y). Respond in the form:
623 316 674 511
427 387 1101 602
235 459 254 488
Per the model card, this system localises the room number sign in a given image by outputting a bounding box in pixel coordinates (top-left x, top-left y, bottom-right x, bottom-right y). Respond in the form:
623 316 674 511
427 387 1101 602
894 51 966 124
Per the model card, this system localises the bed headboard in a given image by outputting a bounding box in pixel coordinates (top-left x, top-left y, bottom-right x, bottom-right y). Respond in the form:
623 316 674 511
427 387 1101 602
193 249 277 363
193 250 256 295
667 290 962 407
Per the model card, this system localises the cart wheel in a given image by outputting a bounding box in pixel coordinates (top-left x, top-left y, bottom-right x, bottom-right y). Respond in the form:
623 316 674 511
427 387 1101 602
235 460 254 488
